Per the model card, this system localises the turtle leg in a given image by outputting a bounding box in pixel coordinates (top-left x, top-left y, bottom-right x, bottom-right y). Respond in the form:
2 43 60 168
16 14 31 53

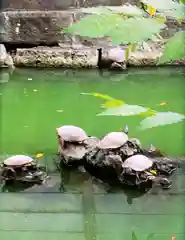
152 176 172 189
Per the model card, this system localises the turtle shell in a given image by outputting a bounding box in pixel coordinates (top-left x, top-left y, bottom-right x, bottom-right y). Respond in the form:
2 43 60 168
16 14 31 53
97 132 128 149
56 125 88 142
3 155 34 167
122 154 153 172
108 48 125 63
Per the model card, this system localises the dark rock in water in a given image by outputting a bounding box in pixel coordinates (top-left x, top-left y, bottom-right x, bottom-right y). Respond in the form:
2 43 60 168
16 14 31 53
58 136 99 168
84 147 124 185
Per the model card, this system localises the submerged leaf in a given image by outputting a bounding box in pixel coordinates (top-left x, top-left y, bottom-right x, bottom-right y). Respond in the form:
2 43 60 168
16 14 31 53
159 31 185 64
107 18 165 44
101 99 124 108
97 104 148 116
140 112 185 130
146 233 155 240
132 231 138 240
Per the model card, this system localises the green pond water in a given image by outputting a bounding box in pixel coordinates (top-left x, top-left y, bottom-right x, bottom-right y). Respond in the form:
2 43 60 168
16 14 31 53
0 67 185 240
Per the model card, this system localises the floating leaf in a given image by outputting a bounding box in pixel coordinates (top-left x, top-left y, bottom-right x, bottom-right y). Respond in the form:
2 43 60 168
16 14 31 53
81 92 115 100
64 13 123 38
107 18 165 44
101 99 124 108
140 112 185 130
138 109 156 117
97 104 148 116
157 102 167 106
141 0 180 10
35 153 44 159
159 31 185 64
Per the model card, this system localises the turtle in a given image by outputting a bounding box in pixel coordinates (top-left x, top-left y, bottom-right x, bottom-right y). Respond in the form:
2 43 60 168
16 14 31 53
97 128 141 160
56 125 99 167
119 154 172 189
0 155 46 184
97 132 129 150
97 48 126 71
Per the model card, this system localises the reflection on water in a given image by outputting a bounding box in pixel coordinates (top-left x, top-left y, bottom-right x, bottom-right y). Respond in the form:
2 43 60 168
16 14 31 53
0 68 185 240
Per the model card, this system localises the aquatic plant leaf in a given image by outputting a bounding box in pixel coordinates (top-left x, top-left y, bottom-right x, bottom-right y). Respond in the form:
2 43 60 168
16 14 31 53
80 6 112 14
101 99 124 108
97 104 148 116
107 18 165 44
81 92 115 100
140 112 185 130
138 109 156 117
63 13 123 38
107 5 143 17
147 6 156 16
141 0 180 10
180 0 185 4
125 47 130 61
159 31 185 64
80 5 143 17
132 231 138 240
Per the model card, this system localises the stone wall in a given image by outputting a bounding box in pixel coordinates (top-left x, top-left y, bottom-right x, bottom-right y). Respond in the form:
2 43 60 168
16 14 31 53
1 0 136 10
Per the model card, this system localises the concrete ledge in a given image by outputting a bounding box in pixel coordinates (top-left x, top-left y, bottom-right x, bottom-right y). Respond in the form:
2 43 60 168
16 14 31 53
11 44 185 68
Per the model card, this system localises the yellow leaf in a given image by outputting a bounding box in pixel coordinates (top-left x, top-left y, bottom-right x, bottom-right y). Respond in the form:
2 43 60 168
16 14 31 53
147 6 156 16
35 153 44 159
155 16 166 24
138 109 156 117
91 92 114 100
150 170 157 175
125 47 130 61
157 102 167 106
101 99 124 108
177 19 182 25
129 43 137 52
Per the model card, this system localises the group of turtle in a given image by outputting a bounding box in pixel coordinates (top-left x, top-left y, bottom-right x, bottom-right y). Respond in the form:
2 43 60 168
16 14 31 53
56 125 177 190
0 124 177 191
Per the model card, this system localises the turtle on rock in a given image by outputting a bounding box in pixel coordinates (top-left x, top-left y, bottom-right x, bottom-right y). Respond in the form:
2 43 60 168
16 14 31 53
0 155 47 184
56 125 99 167
118 154 173 189
83 131 131 184
97 48 127 71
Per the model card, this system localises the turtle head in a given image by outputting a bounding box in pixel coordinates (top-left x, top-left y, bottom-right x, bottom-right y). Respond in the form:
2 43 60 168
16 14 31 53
122 124 128 134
